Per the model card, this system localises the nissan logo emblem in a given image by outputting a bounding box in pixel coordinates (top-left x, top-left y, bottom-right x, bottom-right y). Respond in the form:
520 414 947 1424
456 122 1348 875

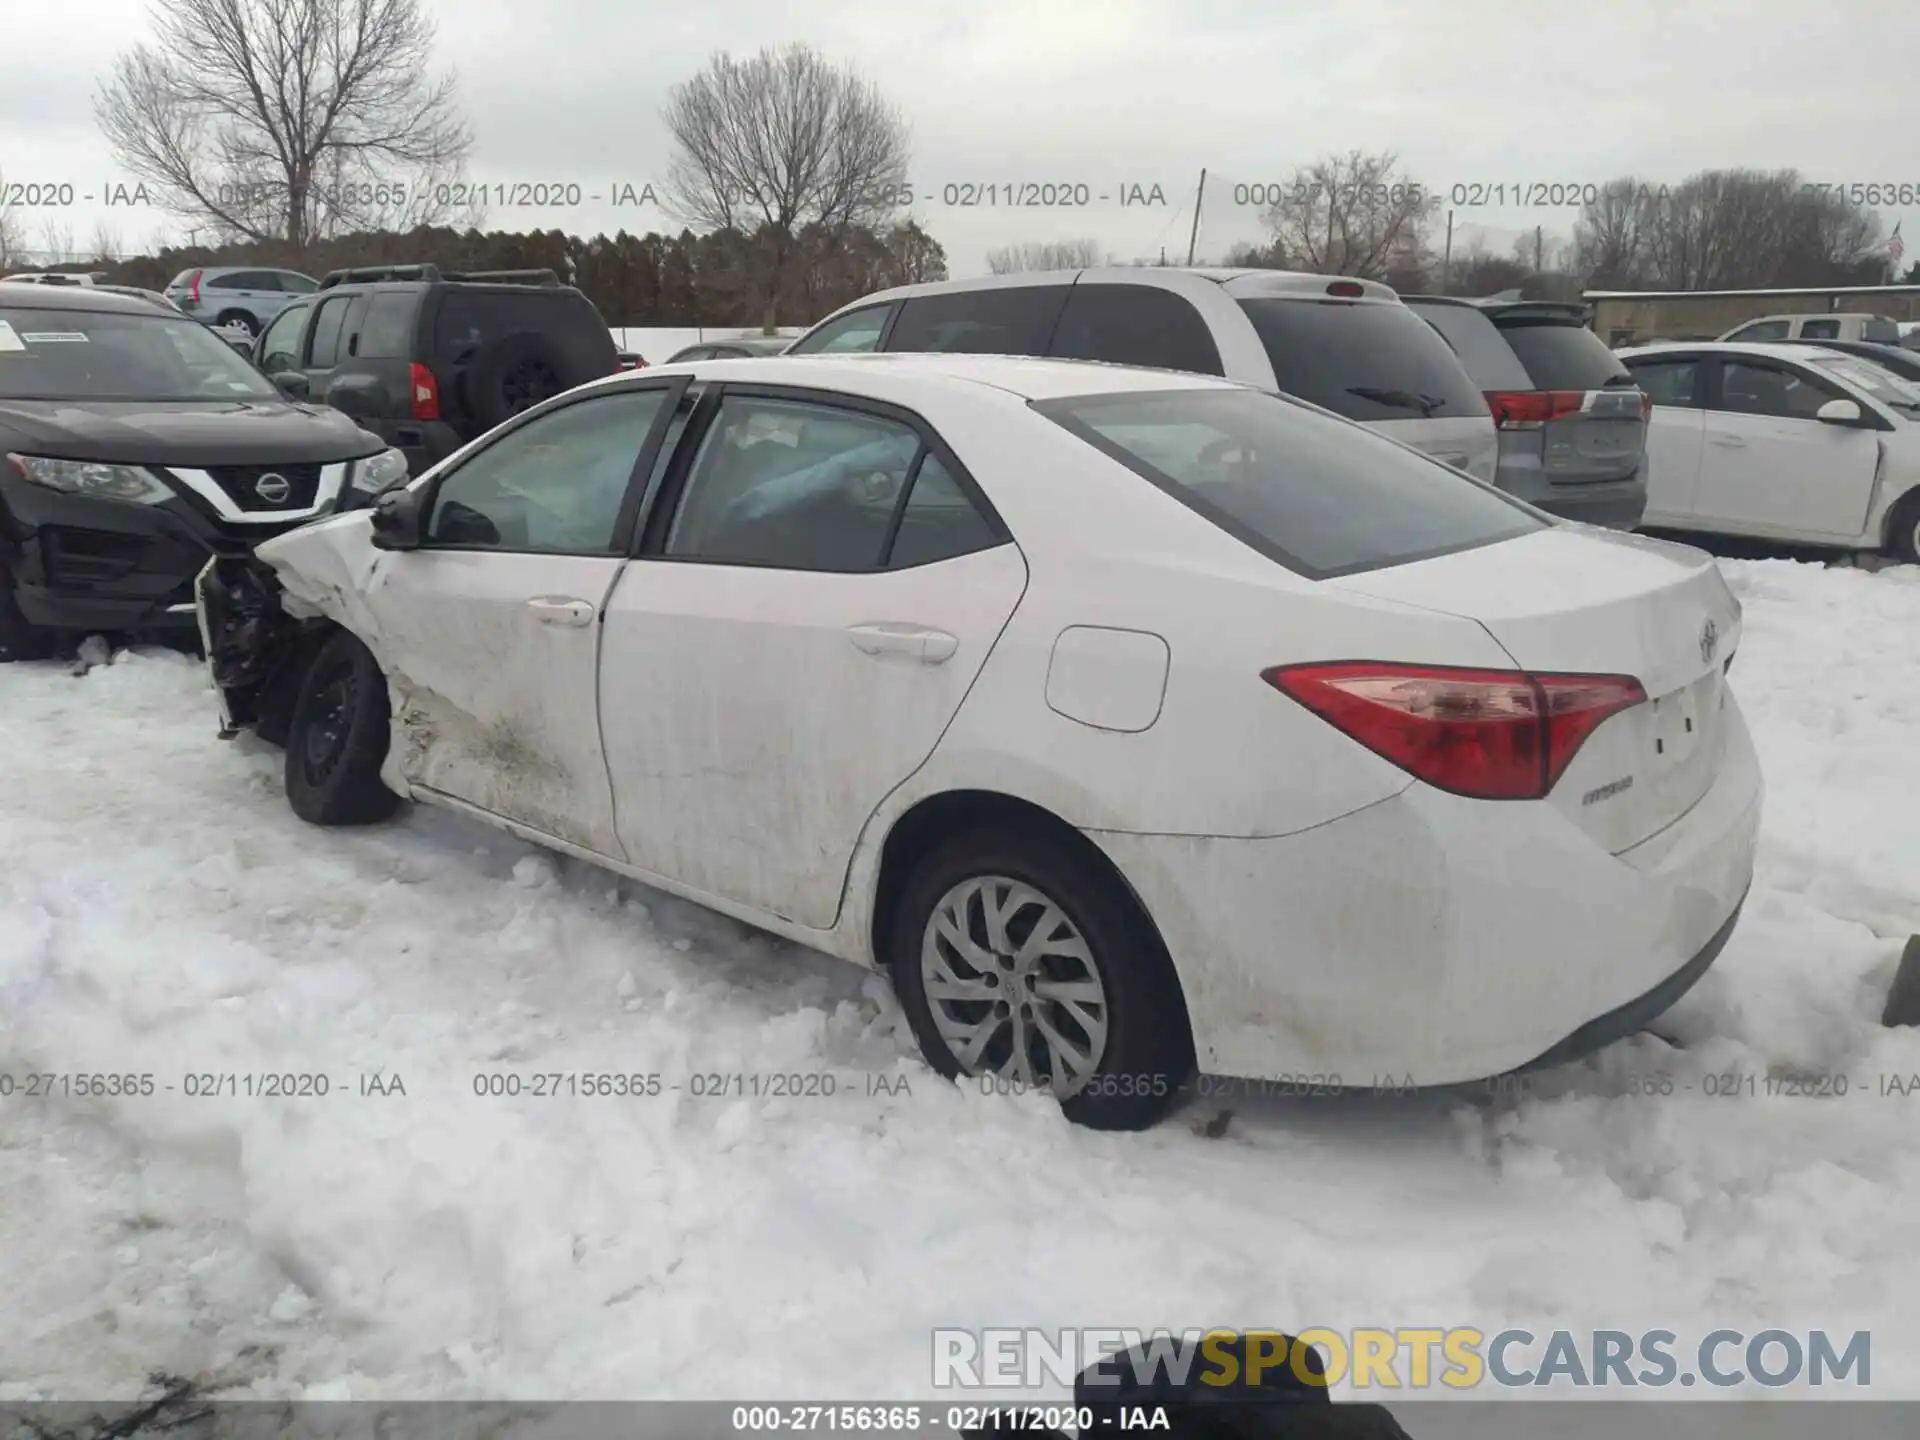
253 472 291 504
1699 618 1719 665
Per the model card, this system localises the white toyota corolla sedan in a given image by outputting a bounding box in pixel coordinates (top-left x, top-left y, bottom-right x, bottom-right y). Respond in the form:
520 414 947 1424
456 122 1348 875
198 353 1762 1129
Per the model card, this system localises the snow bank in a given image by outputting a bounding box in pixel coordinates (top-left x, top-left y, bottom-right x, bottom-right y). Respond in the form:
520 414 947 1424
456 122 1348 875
0 560 1915 1402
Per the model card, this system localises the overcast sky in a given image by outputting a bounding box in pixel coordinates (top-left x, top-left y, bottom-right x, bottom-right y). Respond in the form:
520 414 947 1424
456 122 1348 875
2 0 1915 277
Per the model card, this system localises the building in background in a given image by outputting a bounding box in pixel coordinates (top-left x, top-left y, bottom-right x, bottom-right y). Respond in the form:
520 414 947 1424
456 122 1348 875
1588 284 1920 346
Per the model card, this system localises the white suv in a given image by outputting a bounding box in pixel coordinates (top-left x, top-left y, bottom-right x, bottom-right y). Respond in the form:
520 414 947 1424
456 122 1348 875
787 268 1500 481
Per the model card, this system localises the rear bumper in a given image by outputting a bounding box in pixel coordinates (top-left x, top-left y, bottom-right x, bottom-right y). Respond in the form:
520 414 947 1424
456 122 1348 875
1497 452 1648 530
1091 693 1762 1083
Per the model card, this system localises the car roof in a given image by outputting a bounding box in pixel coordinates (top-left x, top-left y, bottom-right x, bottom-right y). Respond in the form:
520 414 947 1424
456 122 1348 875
806 265 1400 317
1615 340 1842 363
577 350 1250 403
0 284 178 314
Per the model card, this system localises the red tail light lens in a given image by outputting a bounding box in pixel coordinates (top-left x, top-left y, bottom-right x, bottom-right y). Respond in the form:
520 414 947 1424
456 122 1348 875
1484 390 1586 429
1263 662 1646 800
187 270 202 303
408 362 440 421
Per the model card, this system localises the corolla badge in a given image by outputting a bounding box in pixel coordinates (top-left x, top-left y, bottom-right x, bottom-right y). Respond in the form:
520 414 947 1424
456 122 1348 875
253 472 291 504
1699 618 1719 665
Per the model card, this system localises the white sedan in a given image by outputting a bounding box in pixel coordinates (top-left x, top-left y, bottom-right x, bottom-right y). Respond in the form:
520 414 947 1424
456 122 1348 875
198 354 1762 1129
1619 340 1920 562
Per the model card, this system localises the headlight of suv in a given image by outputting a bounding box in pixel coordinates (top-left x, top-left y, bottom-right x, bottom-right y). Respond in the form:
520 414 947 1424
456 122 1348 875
5 453 175 504
349 447 410 496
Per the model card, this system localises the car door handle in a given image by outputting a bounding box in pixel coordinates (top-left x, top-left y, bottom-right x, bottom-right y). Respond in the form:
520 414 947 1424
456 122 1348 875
527 596 595 626
846 623 959 664
1710 434 1747 447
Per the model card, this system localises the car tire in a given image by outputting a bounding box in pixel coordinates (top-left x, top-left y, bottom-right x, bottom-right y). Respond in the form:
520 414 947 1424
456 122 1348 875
1887 490 1920 565
283 630 400 826
216 309 259 336
887 828 1195 1131
463 333 577 433
0 560 55 663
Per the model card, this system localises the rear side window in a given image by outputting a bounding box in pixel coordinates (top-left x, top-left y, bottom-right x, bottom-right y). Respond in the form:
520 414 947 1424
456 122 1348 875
1236 298 1488 422
887 286 1071 356
356 292 416 359
1037 387 1540 580
1624 357 1702 408
1405 303 1530 389
1048 285 1224 376
1493 318 1633 390
1798 318 1840 340
279 273 318 295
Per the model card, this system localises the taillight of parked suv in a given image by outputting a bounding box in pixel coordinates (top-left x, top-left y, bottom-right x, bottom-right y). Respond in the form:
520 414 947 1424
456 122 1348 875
409 362 440 421
1484 387 1651 430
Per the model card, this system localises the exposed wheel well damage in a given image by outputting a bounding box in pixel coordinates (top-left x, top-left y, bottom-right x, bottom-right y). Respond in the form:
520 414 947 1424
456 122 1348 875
867 788 1195 1053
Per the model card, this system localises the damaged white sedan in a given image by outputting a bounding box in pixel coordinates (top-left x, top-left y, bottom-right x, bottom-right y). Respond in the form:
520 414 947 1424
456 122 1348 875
198 353 1762 1129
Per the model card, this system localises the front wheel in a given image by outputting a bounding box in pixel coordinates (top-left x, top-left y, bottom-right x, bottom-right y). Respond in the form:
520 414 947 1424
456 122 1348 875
887 830 1194 1130
1887 490 1920 565
284 630 400 825
0 560 54 663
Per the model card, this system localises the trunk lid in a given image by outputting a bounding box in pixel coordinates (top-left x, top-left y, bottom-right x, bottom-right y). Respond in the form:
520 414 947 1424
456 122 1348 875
1327 527 1741 852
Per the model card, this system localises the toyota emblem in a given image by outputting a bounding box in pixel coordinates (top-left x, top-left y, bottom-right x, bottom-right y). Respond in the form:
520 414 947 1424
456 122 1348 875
253 472 291 504
1699 618 1719 665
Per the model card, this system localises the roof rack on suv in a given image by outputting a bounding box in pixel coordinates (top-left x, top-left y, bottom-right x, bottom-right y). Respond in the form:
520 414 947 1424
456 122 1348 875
317 264 563 289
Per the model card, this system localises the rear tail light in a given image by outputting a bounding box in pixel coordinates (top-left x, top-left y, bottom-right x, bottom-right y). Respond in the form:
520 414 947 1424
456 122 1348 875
1326 280 1365 298
187 270 202 304
408 362 440 421
1484 389 1586 429
1263 661 1646 801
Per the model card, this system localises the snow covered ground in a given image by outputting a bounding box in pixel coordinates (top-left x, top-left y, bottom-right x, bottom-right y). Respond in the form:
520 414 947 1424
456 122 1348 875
0 558 1916 1405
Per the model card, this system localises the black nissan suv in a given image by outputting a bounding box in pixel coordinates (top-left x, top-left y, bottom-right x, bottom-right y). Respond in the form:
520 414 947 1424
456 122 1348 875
249 264 620 476
0 285 402 661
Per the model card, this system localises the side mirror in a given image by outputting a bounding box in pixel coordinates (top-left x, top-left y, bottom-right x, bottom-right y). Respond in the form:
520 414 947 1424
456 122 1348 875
270 370 309 399
1815 398 1864 425
369 485 425 551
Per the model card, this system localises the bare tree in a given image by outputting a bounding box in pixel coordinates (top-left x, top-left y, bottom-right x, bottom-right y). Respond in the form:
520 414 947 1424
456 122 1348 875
1257 150 1439 278
985 238 1106 274
89 222 125 264
95 0 473 249
0 174 25 271
662 43 910 329
39 221 81 268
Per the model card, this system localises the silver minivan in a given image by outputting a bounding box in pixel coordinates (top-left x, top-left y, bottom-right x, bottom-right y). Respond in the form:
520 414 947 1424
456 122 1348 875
786 268 1499 481
1405 296 1650 529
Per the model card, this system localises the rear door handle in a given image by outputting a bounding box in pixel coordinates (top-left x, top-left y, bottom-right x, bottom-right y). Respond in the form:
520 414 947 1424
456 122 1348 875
527 596 595 627
1710 434 1747 447
846 622 959 664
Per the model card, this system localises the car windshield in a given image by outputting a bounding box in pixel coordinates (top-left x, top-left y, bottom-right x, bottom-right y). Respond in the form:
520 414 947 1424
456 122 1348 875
0 306 277 401
1808 355 1920 413
1036 386 1541 579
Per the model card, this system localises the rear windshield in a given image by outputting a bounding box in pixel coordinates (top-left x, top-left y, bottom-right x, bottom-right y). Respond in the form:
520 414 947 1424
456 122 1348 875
1405 302 1531 389
1035 386 1541 579
1493 318 1633 390
0 306 277 401
1237 298 1488 423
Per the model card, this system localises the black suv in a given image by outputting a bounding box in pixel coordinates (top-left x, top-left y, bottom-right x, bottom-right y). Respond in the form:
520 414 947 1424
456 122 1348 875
249 264 619 475
0 285 397 661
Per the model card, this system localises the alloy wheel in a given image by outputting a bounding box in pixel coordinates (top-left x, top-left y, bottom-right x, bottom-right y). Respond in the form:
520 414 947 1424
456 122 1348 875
919 874 1110 1096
